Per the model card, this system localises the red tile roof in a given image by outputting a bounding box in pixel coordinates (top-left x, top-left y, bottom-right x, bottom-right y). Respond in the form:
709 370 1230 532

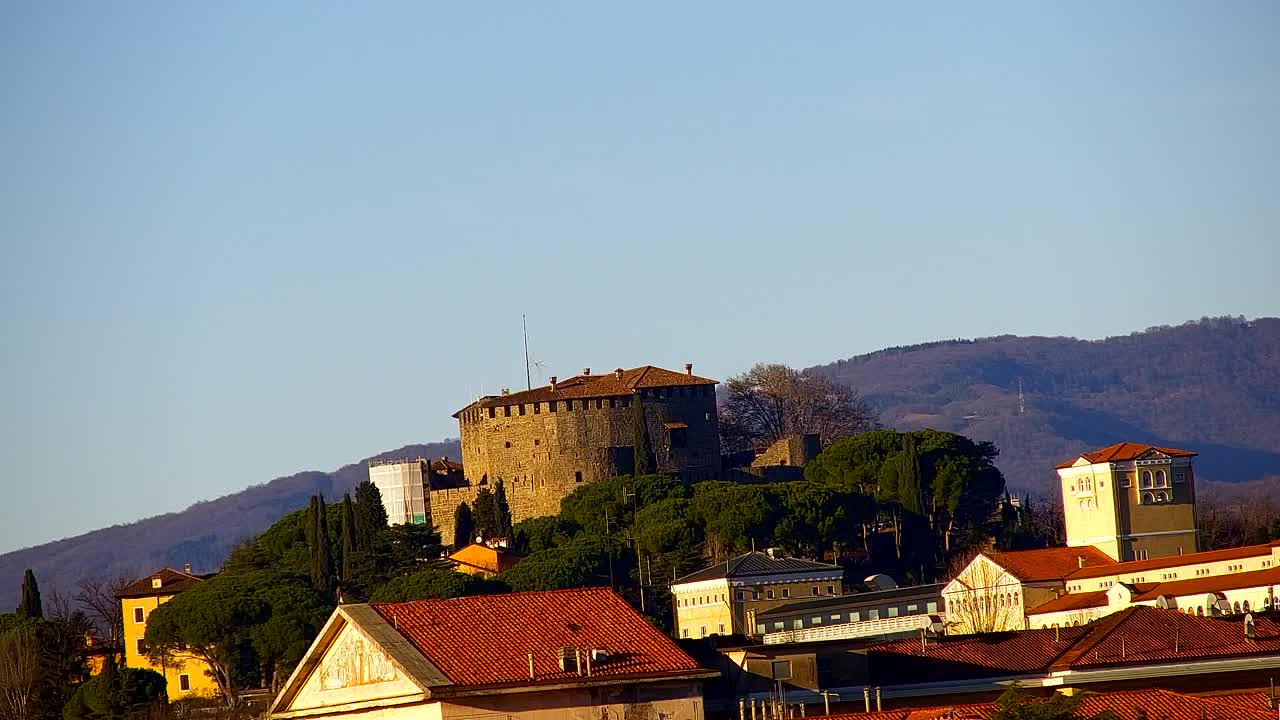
983 545 1116 582
1027 590 1110 616
867 606 1280 683
1067 542 1272 580
837 689 1277 720
370 588 705 688
1056 442 1197 469
1131 565 1280 602
116 567 210 598
454 365 716 415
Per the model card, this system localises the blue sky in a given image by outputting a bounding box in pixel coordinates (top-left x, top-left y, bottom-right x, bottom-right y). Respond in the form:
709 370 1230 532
2 2 1278 555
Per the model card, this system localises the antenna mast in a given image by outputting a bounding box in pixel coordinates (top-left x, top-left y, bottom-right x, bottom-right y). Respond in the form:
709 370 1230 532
523 314 531 391
1018 378 1025 414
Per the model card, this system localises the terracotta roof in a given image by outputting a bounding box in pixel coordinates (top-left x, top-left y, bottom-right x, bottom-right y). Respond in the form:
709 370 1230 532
369 588 705 688
673 551 844 585
1055 442 1197 469
447 543 523 575
982 545 1116 582
1131 565 1280 602
430 458 464 473
1067 542 1273 580
836 689 1277 720
1027 590 1110 616
866 606 1280 683
454 365 716 415
116 567 209 598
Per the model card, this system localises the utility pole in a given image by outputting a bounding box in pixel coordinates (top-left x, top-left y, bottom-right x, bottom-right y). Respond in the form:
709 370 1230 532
604 508 615 589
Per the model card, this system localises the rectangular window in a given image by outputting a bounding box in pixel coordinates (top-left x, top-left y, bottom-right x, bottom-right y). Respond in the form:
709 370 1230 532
597 399 604 409
682 628 689 638
830 614 843 622
850 611 861 622
827 585 835 595
766 589 774 599
868 609 880 621
811 616 823 625
792 619 803 630
811 586 819 596
782 588 790 599
533 403 540 414
927 601 938 613
518 404 526 416
736 591 744 600
136 638 146 655
549 401 557 412
565 400 573 411
669 427 688 448
756 624 766 634
718 623 725 634
907 604 918 612
179 674 190 692
621 397 631 407
503 406 511 417
888 607 899 617
133 607 144 623
699 625 707 637
771 660 792 680
488 407 495 418
752 591 760 600
772 622 784 631
574 471 583 483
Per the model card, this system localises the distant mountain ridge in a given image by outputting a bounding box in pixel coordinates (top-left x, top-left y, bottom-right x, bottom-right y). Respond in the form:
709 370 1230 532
0 441 459 610
2 315 1277 610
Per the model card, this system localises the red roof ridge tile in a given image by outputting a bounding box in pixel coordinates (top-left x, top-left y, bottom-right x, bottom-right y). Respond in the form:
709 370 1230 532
1067 541 1273 580
1048 606 1141 671
1056 442 1197 469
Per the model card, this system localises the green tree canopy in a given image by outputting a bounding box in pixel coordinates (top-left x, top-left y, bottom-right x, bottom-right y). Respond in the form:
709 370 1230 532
496 537 623 593
369 568 503 603
61 663 166 720
452 502 475 550
17 570 42 620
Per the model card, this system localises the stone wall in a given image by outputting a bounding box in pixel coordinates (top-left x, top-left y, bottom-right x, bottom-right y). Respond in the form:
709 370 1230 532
432 385 721 545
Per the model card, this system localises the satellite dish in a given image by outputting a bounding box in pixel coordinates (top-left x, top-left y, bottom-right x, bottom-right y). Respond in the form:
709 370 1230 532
864 574 898 591
1155 595 1170 610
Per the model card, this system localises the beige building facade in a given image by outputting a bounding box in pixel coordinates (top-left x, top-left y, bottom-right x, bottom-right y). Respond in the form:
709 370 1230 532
269 589 715 720
1057 442 1198 562
670 551 845 639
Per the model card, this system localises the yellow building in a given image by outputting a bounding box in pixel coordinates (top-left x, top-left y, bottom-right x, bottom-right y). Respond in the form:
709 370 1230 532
1056 442 1198 562
670 549 845 639
118 567 220 700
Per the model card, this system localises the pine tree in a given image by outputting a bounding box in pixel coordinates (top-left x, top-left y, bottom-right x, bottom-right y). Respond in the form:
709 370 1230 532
17 568 42 619
453 502 475 549
494 480 513 539
633 396 654 475
341 494 357 587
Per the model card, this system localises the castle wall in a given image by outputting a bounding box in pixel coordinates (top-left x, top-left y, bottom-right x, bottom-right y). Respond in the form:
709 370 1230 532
435 385 720 545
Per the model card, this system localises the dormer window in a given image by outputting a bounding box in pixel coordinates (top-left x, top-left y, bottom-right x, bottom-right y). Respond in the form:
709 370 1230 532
151 577 162 590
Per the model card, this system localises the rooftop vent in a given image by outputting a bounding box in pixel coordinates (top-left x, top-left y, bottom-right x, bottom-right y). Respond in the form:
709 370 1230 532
549 376 558 389
183 563 192 575
764 547 780 559
501 388 510 396
583 368 591 376
685 363 693 375
590 648 608 662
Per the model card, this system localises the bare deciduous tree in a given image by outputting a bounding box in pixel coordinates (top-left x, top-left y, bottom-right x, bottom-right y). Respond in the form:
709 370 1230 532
76 573 137 644
719 363 877 452
0 627 39 720
944 549 1025 634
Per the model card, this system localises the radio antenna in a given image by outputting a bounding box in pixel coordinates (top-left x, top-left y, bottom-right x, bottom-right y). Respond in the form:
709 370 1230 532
524 314 531 391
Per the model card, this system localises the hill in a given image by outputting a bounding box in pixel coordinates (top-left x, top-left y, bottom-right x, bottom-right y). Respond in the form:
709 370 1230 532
3 316 1278 610
813 315 1280 492
0 441 459 611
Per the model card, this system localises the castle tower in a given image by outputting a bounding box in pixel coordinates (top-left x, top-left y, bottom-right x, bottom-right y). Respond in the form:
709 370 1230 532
1056 443 1198 562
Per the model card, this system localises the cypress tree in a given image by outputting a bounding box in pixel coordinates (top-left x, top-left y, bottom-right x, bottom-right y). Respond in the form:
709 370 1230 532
473 487 497 540
353 480 388 551
17 568 42 619
341 493 357 586
309 494 334 595
453 502 475 549
494 480 513 539
633 396 654 475
899 433 923 515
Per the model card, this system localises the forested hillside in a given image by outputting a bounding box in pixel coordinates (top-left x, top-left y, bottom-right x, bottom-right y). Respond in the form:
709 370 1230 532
3 316 1277 610
814 316 1280 492
0 441 459 611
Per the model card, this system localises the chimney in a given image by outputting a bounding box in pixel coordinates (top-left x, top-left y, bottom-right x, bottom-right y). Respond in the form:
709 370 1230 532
184 563 192 575
1078 556 1086 569
685 363 693 375
501 388 510 395
614 368 624 379
549 376 558 390
583 368 591 376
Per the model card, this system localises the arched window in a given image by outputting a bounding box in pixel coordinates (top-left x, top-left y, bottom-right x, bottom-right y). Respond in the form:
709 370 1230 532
1141 471 1152 488
1071 620 1079 627
1243 600 1251 612
1196 606 1204 615
1155 470 1166 487
1142 492 1155 505
1234 601 1242 614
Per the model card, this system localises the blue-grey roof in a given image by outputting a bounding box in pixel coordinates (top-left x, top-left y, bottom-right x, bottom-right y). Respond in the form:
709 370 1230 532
756 583 945 620
673 551 843 585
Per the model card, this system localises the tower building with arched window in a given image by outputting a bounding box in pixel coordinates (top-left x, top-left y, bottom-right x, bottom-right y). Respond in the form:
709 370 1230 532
1057 443 1199 562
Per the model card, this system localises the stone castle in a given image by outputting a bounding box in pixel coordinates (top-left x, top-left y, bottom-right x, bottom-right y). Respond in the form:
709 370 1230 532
371 364 722 544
